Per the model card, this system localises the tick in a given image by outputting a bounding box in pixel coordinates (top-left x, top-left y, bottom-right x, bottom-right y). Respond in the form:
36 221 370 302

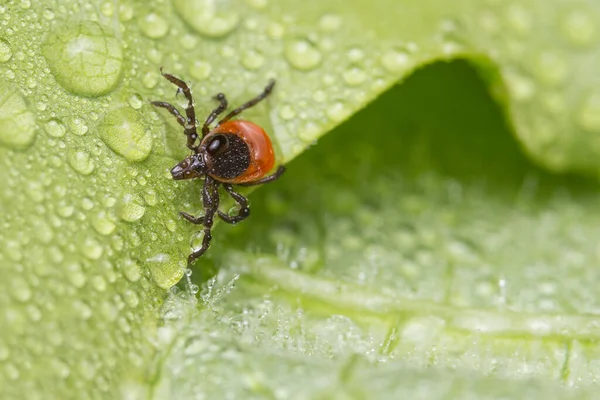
151 69 285 266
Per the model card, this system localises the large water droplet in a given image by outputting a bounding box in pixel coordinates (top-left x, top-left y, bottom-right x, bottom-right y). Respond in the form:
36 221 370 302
139 12 169 39
146 253 184 289
42 22 123 97
172 0 240 38
0 82 36 150
285 39 322 71
0 38 12 63
67 149 95 175
99 107 152 162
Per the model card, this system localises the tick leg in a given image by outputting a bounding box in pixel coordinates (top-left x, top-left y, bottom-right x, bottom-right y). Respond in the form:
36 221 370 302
159 68 199 150
187 177 220 266
201 93 228 137
179 211 204 225
238 166 285 187
218 184 250 224
150 101 186 127
218 80 275 125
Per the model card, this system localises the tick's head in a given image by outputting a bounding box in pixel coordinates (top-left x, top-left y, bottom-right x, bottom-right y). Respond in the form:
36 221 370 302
171 154 206 180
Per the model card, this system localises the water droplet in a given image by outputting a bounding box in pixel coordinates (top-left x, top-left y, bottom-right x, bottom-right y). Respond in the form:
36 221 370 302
122 290 139 308
67 149 95 175
172 0 240 38
5 240 23 262
66 263 87 288
118 194 146 222
0 38 12 63
128 93 143 110
505 4 532 36
267 22 285 39
381 48 411 73
42 22 123 97
560 8 597 47
503 69 535 102
99 107 152 162
534 51 568 86
278 104 297 120
319 14 342 32
142 71 158 88
119 4 134 21
298 122 321 142
139 12 169 39
19 0 31 9
120 258 142 282
100 1 114 16
70 118 89 135
326 101 351 123
0 82 36 150
577 91 600 132
9 277 32 302
43 8 55 20
342 66 366 86
241 49 264 70
146 253 185 289
91 275 107 292
44 118 66 138
81 238 104 260
189 60 212 81
245 0 267 9
91 211 116 235
285 39 322 71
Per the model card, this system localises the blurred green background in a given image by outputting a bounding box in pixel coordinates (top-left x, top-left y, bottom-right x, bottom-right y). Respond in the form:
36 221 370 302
1 0 600 399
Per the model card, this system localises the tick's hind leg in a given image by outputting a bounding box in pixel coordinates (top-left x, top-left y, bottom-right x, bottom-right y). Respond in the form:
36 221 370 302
218 80 275 125
187 177 219 266
158 68 199 150
218 184 250 224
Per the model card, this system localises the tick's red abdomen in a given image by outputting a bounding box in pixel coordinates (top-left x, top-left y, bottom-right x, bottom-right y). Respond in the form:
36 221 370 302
209 120 275 183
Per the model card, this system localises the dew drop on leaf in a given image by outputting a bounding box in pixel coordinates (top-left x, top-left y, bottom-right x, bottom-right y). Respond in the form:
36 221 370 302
98 108 152 162
41 22 124 97
118 194 146 222
0 83 36 150
241 49 265 70
284 39 322 71
139 13 169 39
0 38 12 62
67 149 95 176
381 47 411 73
172 0 240 38
560 7 597 47
189 60 212 81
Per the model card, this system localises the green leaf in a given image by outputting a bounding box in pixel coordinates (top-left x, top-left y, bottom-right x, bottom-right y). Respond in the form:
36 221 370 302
1 0 599 399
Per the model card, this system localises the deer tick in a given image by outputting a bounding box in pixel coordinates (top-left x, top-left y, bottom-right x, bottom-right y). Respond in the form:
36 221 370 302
151 69 285 265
